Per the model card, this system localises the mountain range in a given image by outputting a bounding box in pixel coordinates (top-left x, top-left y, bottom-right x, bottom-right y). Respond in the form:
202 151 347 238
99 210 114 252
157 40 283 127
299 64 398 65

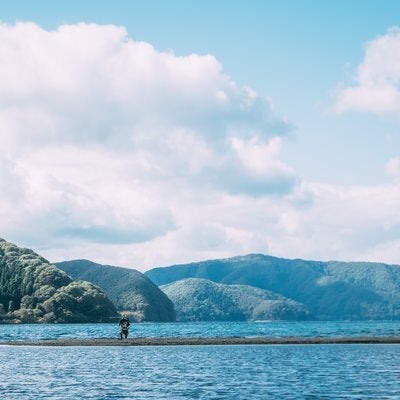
146 254 400 320
3 236 399 323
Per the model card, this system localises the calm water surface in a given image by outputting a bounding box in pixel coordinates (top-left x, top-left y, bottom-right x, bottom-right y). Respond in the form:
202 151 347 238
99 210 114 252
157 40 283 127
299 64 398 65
1 344 400 399
1 322 400 399
1 320 400 341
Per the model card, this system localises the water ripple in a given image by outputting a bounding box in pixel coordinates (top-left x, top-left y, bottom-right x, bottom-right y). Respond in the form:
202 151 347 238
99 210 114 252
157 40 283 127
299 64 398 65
0 344 400 399
1 320 400 342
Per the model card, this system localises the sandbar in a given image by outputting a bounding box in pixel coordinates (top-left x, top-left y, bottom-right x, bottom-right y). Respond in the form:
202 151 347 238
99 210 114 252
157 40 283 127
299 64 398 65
2 336 400 346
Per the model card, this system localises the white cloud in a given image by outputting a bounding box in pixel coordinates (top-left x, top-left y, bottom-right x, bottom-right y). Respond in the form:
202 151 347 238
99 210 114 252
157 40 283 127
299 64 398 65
0 22 298 262
386 157 400 182
0 22 290 152
255 181 400 265
225 136 298 195
2 22 400 270
2 146 176 247
336 28 400 114
38 178 400 269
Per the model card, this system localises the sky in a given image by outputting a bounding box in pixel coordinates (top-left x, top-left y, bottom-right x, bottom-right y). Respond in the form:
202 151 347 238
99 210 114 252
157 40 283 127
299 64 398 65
1 0 400 270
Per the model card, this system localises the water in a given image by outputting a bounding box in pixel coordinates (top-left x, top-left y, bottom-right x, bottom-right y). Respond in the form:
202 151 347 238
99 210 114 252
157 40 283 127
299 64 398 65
1 321 400 399
1 344 400 399
1 320 400 342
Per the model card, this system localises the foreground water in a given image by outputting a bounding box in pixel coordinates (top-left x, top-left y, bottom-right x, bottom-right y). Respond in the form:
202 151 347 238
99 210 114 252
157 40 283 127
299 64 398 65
1 320 400 341
1 321 400 399
1 344 400 399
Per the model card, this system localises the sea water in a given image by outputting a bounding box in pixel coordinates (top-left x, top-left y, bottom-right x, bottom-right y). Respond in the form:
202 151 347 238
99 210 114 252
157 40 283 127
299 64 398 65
1 321 400 399
1 320 400 341
1 344 400 399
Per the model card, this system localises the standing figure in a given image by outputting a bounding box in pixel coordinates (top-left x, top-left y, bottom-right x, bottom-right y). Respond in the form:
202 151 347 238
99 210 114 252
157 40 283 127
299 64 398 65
119 314 130 339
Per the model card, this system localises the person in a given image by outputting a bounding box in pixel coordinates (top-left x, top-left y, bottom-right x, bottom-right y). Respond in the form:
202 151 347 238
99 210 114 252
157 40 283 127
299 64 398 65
118 314 130 339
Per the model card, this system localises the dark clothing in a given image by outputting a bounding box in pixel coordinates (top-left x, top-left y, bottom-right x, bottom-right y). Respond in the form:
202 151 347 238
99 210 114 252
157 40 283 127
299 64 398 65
119 317 130 339
119 317 130 329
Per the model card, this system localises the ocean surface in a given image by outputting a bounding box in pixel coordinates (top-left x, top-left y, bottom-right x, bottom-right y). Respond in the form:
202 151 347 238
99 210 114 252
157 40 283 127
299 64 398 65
1 320 400 342
1 321 400 399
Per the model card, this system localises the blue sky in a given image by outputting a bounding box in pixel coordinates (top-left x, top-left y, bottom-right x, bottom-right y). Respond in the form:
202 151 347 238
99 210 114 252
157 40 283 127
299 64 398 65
1 1 400 269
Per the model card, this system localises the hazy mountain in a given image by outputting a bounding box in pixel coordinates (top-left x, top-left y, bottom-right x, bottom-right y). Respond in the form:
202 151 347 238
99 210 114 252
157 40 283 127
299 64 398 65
57 260 175 322
146 254 400 320
0 239 116 323
161 278 309 321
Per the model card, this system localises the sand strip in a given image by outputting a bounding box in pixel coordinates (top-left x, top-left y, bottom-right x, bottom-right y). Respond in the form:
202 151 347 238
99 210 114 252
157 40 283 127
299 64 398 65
2 336 400 346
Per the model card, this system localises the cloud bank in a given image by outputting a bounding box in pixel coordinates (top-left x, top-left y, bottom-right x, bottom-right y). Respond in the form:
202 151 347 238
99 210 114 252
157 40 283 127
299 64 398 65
336 28 400 114
0 22 297 260
1 22 400 269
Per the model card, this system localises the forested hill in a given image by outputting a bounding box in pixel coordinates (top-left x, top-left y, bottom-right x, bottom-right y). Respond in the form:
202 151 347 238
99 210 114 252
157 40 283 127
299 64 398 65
161 278 309 321
56 260 175 322
146 254 400 320
0 239 116 323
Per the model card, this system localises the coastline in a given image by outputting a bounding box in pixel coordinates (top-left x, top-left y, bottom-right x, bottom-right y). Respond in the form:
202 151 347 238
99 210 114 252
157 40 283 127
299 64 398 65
2 336 400 346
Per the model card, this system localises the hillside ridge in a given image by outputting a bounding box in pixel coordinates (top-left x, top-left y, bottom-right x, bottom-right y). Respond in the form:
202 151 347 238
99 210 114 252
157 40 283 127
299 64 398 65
0 240 116 323
57 259 175 322
146 253 400 320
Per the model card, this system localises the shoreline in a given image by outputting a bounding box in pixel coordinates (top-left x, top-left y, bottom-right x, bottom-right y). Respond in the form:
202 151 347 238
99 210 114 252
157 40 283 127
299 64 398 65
2 336 400 346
